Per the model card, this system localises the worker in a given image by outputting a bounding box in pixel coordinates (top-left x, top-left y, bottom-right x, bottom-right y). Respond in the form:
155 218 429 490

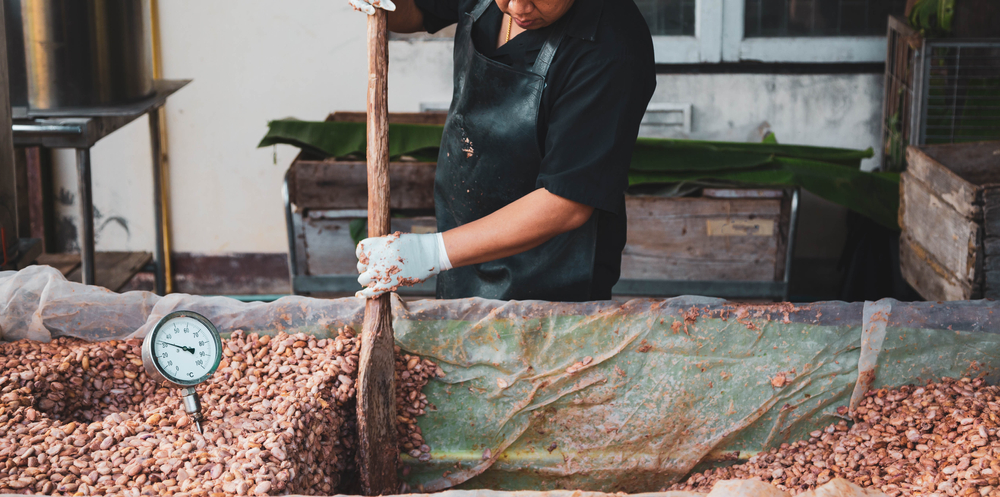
352 0 655 301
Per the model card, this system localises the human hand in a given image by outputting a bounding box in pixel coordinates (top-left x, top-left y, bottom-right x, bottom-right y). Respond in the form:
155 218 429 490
349 0 396 15
356 232 452 298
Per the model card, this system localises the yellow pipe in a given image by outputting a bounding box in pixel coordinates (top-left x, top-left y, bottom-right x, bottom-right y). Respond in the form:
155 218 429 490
150 0 173 294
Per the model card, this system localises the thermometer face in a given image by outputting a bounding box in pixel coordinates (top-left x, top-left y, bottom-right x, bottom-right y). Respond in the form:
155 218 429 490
143 311 222 387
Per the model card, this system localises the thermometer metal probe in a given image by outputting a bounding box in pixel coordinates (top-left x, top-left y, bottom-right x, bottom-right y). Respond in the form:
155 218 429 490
141 311 223 434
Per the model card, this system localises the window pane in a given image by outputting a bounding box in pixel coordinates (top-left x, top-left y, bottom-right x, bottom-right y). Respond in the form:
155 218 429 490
744 0 906 37
636 0 695 36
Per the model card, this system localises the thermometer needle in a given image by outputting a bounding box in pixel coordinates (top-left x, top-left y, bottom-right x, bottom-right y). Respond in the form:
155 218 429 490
162 342 196 354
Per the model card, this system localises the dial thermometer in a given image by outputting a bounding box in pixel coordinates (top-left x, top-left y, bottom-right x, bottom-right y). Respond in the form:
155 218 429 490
141 311 223 433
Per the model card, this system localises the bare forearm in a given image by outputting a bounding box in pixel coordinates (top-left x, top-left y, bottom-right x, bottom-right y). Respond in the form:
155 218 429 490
442 188 594 268
387 0 426 33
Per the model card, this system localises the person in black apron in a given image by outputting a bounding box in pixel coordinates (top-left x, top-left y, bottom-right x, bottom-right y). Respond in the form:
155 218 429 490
353 0 655 302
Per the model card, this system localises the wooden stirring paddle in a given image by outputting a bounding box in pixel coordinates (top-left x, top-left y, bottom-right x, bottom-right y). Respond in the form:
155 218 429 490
356 8 399 495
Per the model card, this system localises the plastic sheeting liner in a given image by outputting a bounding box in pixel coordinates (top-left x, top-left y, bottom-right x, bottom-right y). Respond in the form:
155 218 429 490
3 266 1000 492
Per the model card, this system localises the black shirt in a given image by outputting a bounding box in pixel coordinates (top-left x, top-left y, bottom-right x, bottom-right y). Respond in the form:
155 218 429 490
416 0 656 298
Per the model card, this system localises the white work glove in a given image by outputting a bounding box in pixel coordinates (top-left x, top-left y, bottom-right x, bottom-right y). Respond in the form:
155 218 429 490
356 232 453 299
349 0 395 15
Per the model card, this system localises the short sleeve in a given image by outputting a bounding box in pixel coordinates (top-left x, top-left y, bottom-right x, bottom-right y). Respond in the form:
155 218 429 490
413 0 461 33
536 49 655 215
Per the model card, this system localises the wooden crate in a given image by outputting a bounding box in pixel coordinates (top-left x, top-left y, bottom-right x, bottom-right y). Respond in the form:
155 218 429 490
285 112 795 299
287 158 437 283
286 112 445 296
621 189 791 283
899 141 1000 300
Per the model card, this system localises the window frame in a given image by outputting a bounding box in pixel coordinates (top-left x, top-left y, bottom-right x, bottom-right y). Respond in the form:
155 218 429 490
651 0 722 63
651 0 890 64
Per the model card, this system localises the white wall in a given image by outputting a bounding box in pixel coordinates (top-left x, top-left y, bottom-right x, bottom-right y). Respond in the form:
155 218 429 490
53 1 373 254
649 73 883 168
49 3 883 262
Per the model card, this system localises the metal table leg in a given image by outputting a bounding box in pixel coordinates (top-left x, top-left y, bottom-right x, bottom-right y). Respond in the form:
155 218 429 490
782 188 800 302
76 148 95 285
150 106 166 295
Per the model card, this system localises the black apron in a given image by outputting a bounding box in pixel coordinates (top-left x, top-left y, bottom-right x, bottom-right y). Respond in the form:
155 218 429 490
434 0 599 302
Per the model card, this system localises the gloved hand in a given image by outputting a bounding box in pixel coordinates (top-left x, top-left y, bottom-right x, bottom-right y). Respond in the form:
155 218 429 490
349 0 396 15
356 232 453 298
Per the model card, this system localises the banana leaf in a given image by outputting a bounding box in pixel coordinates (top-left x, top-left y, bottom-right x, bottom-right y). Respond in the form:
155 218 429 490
631 137 873 170
260 119 874 168
259 119 443 160
260 119 894 228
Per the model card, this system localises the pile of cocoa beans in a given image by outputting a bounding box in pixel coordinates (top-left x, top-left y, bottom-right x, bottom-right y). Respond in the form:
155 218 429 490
0 327 442 496
672 377 1000 497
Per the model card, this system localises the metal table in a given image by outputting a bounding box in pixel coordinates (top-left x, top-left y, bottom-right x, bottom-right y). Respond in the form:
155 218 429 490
12 79 190 294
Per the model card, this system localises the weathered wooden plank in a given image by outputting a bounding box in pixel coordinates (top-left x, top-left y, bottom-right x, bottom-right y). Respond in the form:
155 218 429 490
899 233 972 301
35 253 81 275
906 145 982 219
916 141 1000 188
101 252 151 292
291 160 436 210
899 172 980 285
329 111 448 126
169 253 290 295
303 216 437 276
620 196 782 281
64 251 152 292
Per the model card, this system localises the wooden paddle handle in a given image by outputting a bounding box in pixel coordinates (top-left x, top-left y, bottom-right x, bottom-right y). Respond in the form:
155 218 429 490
357 8 398 495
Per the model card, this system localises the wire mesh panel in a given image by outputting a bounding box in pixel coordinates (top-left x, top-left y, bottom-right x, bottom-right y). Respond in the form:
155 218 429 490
880 17 1000 172
921 41 1000 145
880 16 921 172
